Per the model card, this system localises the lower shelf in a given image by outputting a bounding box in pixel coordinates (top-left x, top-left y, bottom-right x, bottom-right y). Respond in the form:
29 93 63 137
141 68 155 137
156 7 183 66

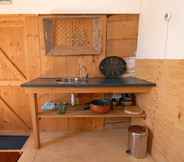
38 106 146 119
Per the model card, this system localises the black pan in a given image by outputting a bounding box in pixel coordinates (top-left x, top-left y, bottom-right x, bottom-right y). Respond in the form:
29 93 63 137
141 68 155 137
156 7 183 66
99 56 127 78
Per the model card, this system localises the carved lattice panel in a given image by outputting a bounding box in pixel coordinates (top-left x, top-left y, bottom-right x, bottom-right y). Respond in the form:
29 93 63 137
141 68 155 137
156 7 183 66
43 15 106 56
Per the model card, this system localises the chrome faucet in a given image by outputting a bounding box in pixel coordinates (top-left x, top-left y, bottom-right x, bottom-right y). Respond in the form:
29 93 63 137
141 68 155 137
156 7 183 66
70 65 88 106
79 64 88 81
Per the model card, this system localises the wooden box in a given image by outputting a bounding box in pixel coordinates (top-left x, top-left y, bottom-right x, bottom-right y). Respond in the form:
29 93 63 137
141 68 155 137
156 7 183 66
42 15 106 56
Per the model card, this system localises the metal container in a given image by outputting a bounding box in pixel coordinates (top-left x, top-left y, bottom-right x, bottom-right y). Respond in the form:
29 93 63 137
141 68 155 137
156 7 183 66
90 99 112 114
127 125 148 159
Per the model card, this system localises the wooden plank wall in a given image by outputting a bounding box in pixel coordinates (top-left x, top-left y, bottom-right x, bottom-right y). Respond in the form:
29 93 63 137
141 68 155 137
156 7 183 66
0 15 32 132
134 59 184 162
107 15 139 57
0 14 139 132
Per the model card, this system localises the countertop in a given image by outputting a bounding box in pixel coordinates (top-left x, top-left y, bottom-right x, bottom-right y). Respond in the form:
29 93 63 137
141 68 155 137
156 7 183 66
21 77 156 88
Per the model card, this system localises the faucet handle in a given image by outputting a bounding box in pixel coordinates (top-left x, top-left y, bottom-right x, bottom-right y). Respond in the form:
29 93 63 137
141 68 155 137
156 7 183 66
85 73 89 80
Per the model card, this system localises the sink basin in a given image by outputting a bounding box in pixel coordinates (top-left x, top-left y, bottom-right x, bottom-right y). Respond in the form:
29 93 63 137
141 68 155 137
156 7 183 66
55 77 87 84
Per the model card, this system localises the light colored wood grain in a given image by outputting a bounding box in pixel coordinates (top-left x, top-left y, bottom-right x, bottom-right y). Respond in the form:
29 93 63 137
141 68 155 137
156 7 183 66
0 95 30 130
38 106 146 118
0 87 31 132
29 94 40 148
39 15 107 78
0 14 139 132
24 86 152 94
25 84 150 148
0 15 32 132
18 129 154 162
107 39 137 57
24 15 41 80
0 15 25 27
107 15 139 57
42 15 107 56
134 59 184 162
107 15 138 40
0 16 27 83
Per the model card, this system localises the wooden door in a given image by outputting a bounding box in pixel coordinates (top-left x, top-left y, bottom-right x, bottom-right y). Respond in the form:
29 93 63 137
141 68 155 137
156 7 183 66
0 16 31 132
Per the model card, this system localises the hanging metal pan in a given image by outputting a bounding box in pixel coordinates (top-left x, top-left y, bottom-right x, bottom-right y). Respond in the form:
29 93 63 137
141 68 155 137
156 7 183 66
99 56 127 78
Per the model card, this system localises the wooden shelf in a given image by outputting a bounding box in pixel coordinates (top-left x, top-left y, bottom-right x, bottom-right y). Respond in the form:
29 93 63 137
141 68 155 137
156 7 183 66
38 106 146 119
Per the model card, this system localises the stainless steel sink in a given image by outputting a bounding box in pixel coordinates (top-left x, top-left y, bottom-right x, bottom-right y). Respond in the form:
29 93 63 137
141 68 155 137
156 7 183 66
55 77 87 84
55 64 88 85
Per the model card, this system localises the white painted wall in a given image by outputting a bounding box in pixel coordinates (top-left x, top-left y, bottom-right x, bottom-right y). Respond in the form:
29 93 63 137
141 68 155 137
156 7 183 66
137 0 168 59
0 0 141 14
137 0 184 59
166 1 184 59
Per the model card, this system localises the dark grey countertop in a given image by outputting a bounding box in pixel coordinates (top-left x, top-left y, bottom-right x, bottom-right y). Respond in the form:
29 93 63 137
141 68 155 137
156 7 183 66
21 77 156 88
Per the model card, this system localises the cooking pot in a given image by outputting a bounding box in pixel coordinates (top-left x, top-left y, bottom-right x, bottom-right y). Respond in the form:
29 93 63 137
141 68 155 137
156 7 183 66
90 99 112 114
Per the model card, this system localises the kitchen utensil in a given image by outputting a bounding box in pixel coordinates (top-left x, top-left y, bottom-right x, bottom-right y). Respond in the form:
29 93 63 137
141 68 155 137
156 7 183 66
124 106 144 115
120 94 134 106
41 101 57 112
57 104 68 114
90 99 112 114
99 56 127 78
111 94 122 106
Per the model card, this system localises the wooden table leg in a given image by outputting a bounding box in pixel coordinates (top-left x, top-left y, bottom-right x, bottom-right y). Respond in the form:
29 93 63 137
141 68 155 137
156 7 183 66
29 93 40 149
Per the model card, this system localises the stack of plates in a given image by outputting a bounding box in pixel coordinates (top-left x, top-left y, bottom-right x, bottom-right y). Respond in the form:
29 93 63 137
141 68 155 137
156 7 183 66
124 106 144 115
